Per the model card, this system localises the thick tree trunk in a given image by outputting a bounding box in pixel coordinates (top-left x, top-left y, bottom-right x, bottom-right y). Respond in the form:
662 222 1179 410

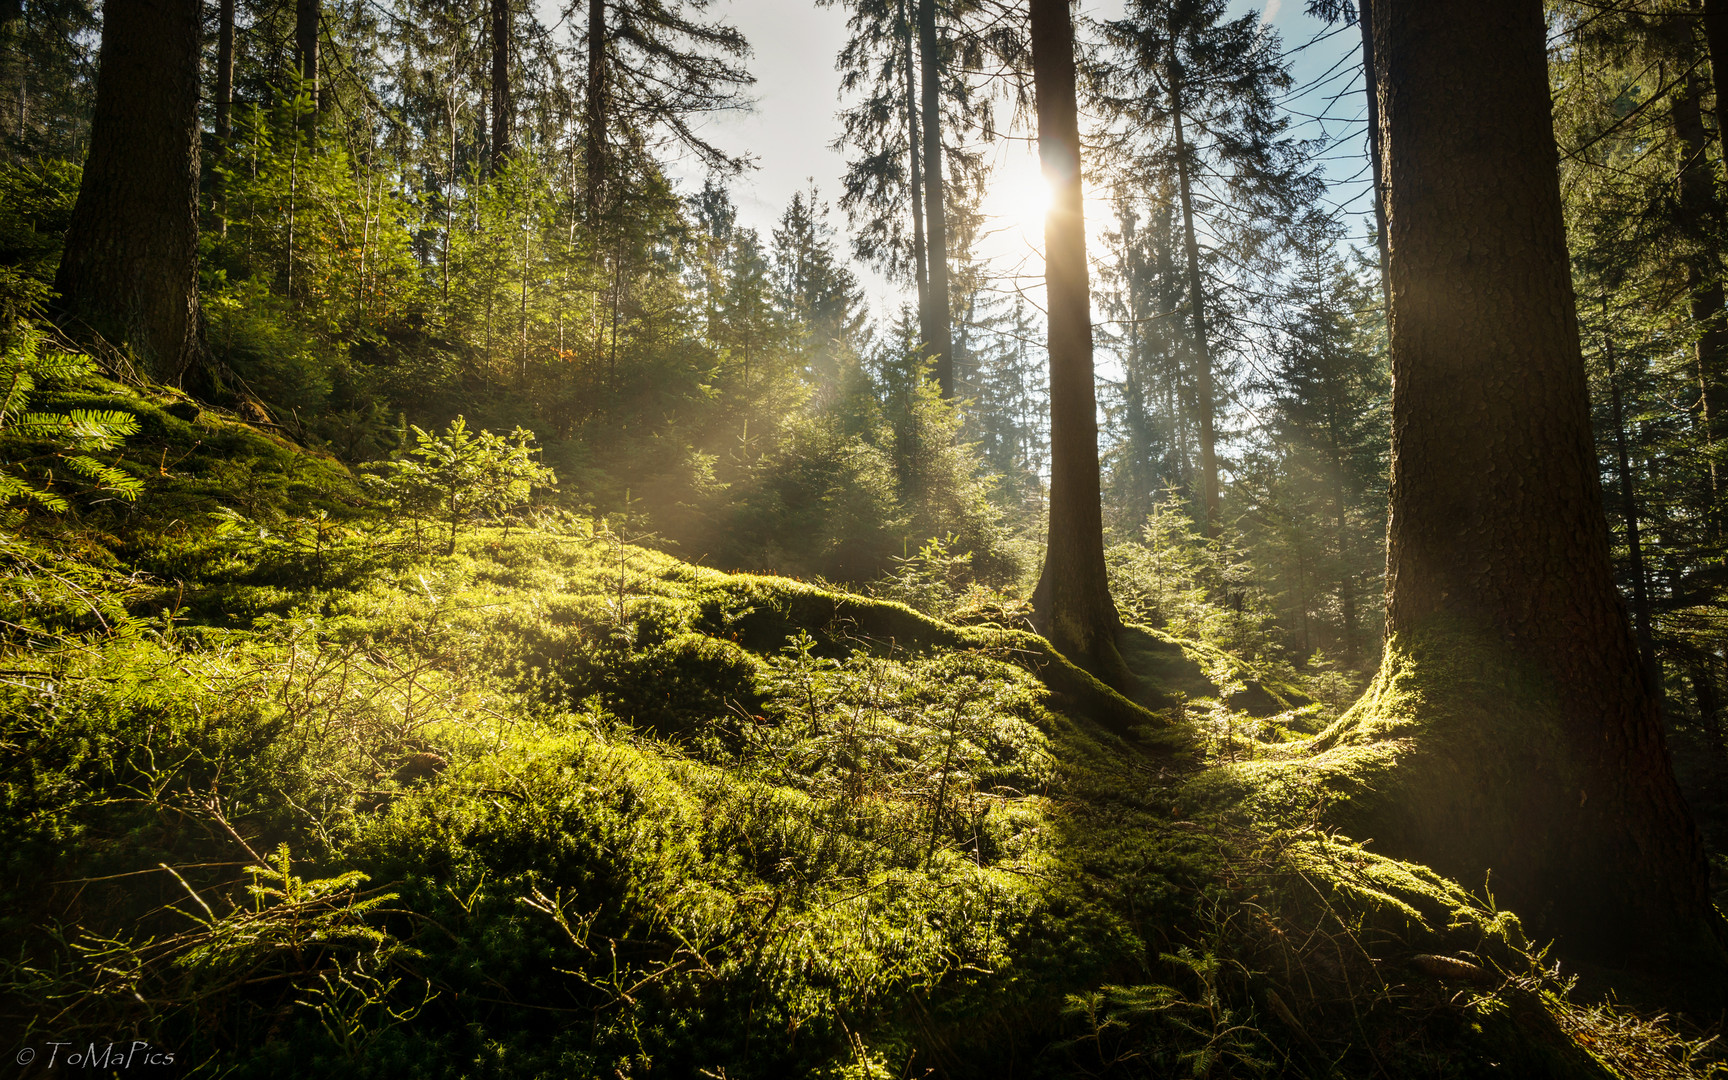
54 0 201 384
294 0 318 137
1029 0 1127 686
586 0 607 222
1169 80 1220 534
1358 0 1723 974
917 0 952 396
491 0 513 170
901 0 928 312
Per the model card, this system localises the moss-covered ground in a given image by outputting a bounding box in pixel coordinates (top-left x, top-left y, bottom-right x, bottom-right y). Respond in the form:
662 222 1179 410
3 383 1723 1078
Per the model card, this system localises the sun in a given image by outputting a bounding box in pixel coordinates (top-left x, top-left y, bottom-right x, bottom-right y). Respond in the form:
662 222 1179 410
980 156 1054 251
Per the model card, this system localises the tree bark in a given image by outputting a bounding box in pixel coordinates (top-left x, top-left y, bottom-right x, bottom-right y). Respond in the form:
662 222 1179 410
1363 0 1723 973
917 0 952 396
1670 73 1725 520
1169 72 1220 534
901 0 928 313
294 0 319 137
215 0 235 146
53 0 202 384
586 0 607 222
1355 2 1391 316
491 0 513 170
1030 0 1127 686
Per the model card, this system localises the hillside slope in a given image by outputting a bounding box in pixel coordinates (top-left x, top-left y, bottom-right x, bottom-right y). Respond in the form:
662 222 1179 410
1 379 1714 1079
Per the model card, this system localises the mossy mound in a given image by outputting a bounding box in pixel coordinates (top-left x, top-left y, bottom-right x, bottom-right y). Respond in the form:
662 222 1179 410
1119 623 1312 718
1188 628 1578 919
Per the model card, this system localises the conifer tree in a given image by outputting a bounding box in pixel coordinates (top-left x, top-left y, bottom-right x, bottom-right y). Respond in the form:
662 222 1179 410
1348 0 1725 975
828 0 995 397
1246 212 1385 665
53 0 202 382
1030 0 1127 685
771 187 867 388
295 0 319 135
0 0 96 159
491 0 514 167
1304 0 1388 312
1101 0 1312 533
580 0 753 221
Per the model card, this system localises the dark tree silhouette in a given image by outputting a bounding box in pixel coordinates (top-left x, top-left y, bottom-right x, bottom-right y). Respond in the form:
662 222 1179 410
1030 0 1127 686
1352 0 1725 976
53 0 201 382
916 0 952 396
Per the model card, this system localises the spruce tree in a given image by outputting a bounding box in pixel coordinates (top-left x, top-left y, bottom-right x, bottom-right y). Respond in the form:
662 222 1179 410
1030 0 1127 685
1343 0 1725 976
581 0 753 221
53 0 202 382
1100 0 1313 533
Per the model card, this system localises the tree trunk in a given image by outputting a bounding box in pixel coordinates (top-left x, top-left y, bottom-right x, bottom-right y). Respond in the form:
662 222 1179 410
294 0 318 138
901 0 928 312
1670 73 1725 522
1704 0 1728 148
1169 75 1220 534
1353 0 1724 976
214 0 235 234
1029 0 1128 687
917 0 952 396
53 0 202 384
1332 451 1358 667
586 0 607 223
491 0 513 170
1355 3 1391 316
1606 330 1658 687
215 0 235 146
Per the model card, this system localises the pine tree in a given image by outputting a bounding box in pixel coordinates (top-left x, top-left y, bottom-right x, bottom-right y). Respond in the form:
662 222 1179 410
0 0 96 159
827 0 993 397
581 0 753 221
1246 211 1386 665
770 186 867 390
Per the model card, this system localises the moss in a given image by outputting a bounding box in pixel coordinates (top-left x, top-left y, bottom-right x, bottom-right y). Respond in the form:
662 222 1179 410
3 390 1709 1077
1119 624 1312 718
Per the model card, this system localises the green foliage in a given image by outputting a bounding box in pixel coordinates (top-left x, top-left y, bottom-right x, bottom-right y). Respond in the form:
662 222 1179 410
1108 497 1279 663
0 327 141 511
367 417 555 554
0 489 1708 1078
0 158 80 337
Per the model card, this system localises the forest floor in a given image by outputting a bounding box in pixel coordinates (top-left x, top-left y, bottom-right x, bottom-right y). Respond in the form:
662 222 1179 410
3 377 1726 1078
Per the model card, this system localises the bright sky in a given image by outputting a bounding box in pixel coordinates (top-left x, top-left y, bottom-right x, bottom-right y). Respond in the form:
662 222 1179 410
663 0 1371 332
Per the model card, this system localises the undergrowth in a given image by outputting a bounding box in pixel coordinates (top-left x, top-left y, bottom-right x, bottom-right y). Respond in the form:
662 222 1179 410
2 384 1723 1078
